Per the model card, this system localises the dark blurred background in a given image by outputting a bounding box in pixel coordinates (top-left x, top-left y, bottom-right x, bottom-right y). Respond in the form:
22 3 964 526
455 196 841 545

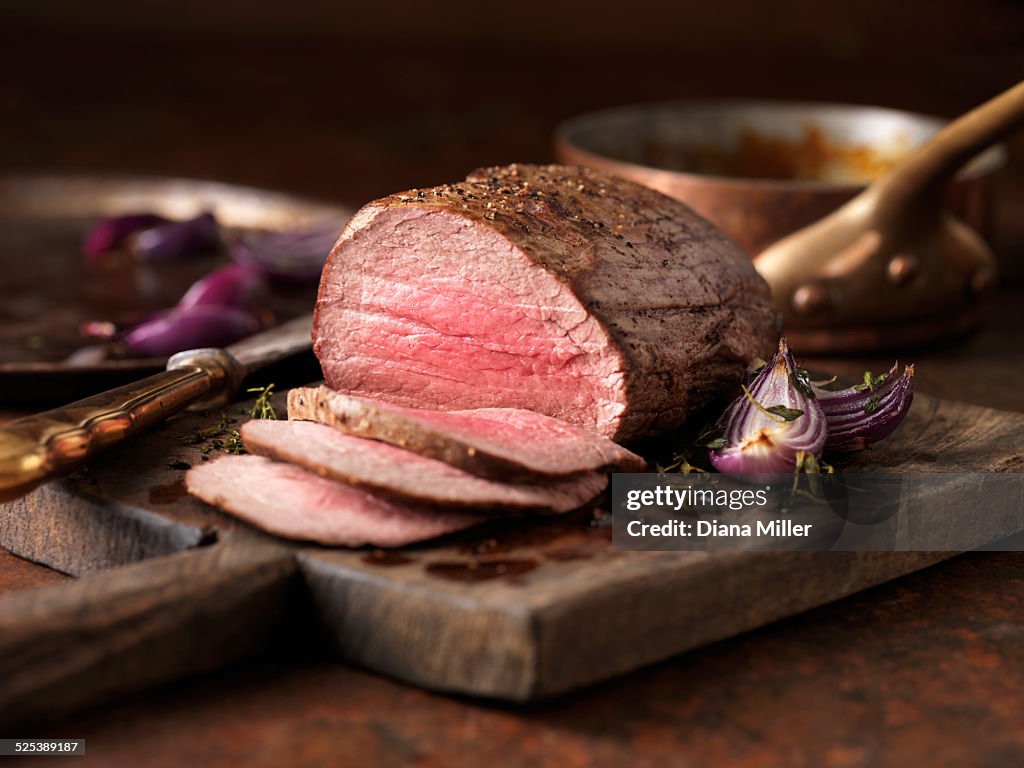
1 0 1022 208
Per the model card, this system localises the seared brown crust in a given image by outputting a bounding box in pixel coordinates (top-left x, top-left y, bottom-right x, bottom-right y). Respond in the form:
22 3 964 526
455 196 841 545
287 386 647 482
314 163 779 441
461 165 779 438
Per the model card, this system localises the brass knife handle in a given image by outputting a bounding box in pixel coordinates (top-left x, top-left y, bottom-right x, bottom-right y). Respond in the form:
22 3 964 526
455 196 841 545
0 348 240 501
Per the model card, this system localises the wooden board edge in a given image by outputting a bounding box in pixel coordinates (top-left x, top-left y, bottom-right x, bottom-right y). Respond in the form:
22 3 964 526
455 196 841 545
299 549 953 702
0 478 212 576
529 551 952 698
0 540 300 729
296 551 543 701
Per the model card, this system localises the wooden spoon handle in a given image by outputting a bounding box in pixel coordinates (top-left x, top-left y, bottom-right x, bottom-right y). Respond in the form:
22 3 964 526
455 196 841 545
874 79 1024 212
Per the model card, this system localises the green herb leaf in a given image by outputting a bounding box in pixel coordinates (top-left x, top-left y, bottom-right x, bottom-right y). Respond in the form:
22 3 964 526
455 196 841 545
855 370 887 393
694 423 726 448
741 384 797 424
658 451 709 474
247 383 278 420
704 437 729 450
800 452 821 473
864 395 880 414
180 413 235 446
676 457 706 474
224 430 246 455
790 368 815 399
179 412 249 455
766 405 804 421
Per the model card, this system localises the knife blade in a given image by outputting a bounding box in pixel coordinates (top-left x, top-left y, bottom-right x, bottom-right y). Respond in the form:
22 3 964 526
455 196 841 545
0 313 314 501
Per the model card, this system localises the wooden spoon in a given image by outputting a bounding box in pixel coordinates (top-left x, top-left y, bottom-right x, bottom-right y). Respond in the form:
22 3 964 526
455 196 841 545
754 80 1024 352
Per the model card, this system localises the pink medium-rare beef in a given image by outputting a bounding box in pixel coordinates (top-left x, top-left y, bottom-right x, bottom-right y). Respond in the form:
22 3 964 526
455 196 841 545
185 455 484 547
313 163 779 442
240 419 607 513
287 385 646 480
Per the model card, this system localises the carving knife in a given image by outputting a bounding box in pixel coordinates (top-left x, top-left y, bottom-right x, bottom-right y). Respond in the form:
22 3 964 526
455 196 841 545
0 313 314 501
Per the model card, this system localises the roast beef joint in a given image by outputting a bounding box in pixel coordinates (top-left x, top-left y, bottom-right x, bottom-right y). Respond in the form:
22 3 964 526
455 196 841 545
314 164 779 442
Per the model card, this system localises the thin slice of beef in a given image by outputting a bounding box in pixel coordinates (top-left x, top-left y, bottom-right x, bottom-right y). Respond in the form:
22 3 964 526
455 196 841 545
241 419 607 513
313 163 779 441
288 385 645 481
185 455 485 547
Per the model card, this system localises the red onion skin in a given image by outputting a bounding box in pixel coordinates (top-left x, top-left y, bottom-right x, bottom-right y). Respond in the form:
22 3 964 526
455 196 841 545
121 305 260 356
709 339 827 474
177 263 270 317
814 364 899 413
131 212 221 262
821 366 915 453
83 213 168 261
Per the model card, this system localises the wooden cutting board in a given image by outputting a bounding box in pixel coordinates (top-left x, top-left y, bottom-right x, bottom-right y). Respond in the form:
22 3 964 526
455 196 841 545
1 390 1022 728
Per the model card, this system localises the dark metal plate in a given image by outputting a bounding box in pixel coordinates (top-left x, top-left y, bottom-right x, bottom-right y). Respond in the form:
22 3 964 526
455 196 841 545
0 174 350 405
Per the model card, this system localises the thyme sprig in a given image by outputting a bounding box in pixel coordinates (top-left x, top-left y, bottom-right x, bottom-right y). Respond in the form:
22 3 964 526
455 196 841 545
247 383 278 420
180 413 235 446
223 431 246 454
656 454 707 475
854 370 887 414
180 413 246 455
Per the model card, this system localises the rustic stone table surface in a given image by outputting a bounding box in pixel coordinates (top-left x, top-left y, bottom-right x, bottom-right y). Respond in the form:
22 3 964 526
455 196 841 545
1 19 1024 765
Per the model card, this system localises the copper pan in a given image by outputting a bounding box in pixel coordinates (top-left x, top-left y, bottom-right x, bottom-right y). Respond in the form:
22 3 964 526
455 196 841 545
554 100 1005 260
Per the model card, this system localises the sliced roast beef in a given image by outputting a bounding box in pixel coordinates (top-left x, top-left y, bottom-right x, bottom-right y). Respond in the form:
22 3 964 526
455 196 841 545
313 163 778 441
240 419 607 512
287 385 645 480
185 455 485 547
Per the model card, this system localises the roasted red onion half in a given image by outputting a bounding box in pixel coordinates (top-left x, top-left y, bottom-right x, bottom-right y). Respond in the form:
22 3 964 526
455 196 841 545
82 213 169 260
709 338 827 474
131 212 221 262
78 213 314 358
815 364 915 453
177 263 270 316
121 305 262 356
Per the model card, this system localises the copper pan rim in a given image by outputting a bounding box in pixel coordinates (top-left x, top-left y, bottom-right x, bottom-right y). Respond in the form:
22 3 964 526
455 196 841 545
554 99 1008 192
